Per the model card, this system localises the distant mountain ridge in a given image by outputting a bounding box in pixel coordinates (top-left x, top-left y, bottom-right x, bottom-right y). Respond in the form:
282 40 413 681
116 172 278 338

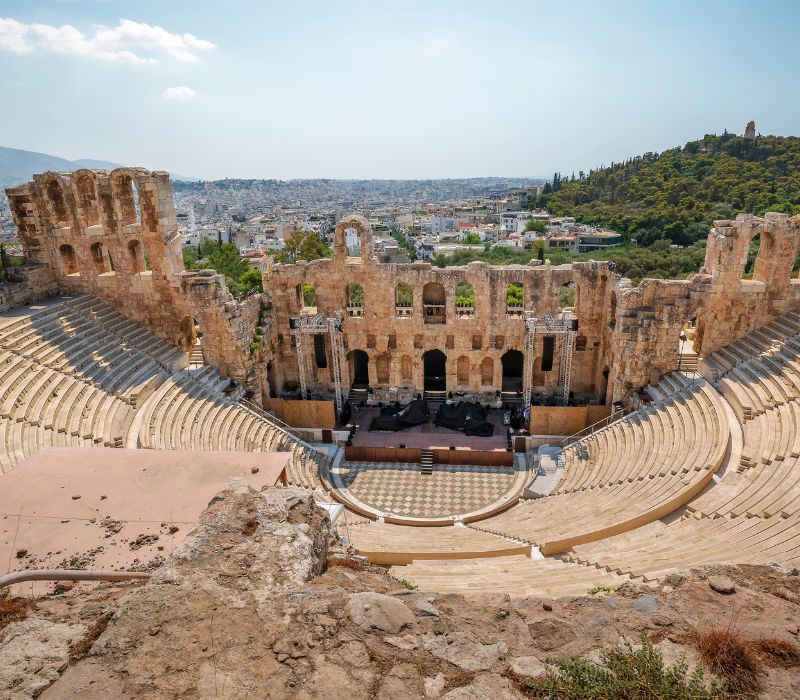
0 145 198 190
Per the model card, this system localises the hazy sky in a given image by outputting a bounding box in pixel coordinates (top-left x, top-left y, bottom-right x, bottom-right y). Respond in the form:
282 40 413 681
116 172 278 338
1 0 798 180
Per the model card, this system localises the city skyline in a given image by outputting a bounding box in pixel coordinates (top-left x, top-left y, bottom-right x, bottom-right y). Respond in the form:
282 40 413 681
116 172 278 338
1 0 798 180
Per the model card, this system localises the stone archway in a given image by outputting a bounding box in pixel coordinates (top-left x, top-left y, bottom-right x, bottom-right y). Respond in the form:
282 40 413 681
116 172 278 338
349 349 370 388
334 214 373 262
423 349 447 392
501 349 524 392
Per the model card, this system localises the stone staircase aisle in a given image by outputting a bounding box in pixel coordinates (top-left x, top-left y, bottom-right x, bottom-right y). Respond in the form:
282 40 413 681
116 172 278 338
420 449 433 475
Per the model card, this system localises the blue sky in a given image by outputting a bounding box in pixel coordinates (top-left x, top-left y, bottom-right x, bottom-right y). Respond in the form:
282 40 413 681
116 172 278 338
1 0 798 180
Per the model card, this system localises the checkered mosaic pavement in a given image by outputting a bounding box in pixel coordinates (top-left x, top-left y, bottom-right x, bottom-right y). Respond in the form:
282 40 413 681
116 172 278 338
339 461 517 518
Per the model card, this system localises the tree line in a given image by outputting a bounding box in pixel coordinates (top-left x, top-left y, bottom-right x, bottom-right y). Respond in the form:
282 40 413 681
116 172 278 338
530 132 800 247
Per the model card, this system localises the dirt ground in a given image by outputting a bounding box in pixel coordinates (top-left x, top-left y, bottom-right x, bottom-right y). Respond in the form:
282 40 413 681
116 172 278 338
1 486 799 699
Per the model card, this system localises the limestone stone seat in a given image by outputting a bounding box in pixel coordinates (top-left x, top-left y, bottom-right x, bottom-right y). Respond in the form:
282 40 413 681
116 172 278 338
347 522 530 565
136 366 328 490
391 554 631 596
477 372 728 555
569 513 800 581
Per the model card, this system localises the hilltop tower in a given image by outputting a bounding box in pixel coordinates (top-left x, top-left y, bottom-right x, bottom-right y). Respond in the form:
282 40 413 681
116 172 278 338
744 120 756 139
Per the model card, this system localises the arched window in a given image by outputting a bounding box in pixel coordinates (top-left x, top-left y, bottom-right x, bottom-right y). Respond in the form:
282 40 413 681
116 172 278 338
347 282 364 317
423 282 446 324
75 174 99 226
559 281 576 310
345 227 361 257
115 174 140 225
46 179 68 226
456 356 470 385
752 231 776 283
301 283 317 308
481 357 494 386
127 240 147 273
455 282 475 319
376 353 391 384
401 355 412 382
506 282 524 317
90 242 111 274
395 282 413 317
59 244 78 275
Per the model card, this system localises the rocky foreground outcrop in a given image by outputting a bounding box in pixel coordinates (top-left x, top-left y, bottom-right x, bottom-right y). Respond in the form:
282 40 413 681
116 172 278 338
2 484 800 698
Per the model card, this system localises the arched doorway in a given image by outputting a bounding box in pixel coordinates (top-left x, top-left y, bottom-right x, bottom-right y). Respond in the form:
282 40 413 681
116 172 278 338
423 349 447 392
350 350 369 389
501 349 524 392
178 316 196 352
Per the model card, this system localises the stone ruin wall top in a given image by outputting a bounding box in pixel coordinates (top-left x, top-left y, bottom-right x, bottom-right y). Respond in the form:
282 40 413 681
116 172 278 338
6 169 800 402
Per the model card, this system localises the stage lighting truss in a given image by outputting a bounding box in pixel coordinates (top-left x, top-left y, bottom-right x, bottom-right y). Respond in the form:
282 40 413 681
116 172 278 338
289 313 348 413
523 310 576 407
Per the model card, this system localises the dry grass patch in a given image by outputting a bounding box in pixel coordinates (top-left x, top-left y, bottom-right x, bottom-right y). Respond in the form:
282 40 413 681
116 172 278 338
69 613 111 665
241 516 258 536
692 625 764 696
0 592 32 630
326 556 364 571
751 636 800 668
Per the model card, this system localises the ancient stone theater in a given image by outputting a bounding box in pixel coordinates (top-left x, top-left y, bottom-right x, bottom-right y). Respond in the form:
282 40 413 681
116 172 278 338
3 167 800 595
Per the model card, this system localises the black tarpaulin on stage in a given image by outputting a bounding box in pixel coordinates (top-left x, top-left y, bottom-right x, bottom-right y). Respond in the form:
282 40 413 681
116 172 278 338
368 399 430 432
433 401 494 436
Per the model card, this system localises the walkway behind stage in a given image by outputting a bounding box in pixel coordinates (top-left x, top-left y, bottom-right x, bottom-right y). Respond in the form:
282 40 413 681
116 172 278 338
348 406 508 451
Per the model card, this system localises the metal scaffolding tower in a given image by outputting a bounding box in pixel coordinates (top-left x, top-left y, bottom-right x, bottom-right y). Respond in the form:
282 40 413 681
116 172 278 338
328 316 348 413
523 314 537 407
522 311 576 407
290 313 347 412
557 323 576 405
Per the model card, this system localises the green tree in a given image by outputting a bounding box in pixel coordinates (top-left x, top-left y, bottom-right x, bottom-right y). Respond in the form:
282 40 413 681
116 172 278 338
390 226 417 260
274 229 331 264
455 282 475 307
534 133 800 246
463 232 482 244
395 282 413 306
506 282 524 306
240 268 263 293
197 237 220 258
302 283 317 307
524 220 547 233
347 282 365 306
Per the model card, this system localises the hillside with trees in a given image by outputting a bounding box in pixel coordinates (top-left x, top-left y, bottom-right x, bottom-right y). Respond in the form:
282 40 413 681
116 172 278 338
532 132 800 247
434 240 708 286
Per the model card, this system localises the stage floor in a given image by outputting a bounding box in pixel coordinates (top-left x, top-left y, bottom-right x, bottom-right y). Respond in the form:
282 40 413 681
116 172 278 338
338 461 518 519
349 407 508 450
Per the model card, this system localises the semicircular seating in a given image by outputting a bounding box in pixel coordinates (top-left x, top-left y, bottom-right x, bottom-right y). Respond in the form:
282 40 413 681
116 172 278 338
471 371 729 555
557 309 800 581
0 297 331 497
135 366 330 497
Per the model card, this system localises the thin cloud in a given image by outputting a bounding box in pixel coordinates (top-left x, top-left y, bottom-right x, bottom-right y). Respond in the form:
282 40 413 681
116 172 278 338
0 17 215 65
163 86 199 100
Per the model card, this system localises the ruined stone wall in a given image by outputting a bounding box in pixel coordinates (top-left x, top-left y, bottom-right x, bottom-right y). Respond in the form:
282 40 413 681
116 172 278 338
0 263 60 312
7 171 800 408
5 169 263 383
267 246 613 401
606 213 800 401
